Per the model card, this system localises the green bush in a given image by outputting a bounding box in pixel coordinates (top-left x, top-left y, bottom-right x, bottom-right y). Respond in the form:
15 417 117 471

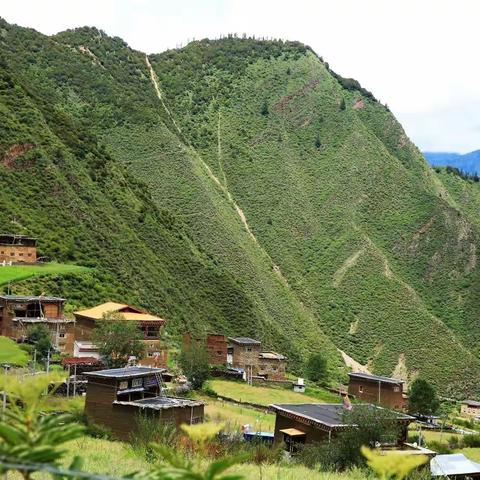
463 434 480 448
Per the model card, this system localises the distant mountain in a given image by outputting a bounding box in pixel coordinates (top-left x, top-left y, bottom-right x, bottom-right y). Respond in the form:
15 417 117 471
424 150 480 175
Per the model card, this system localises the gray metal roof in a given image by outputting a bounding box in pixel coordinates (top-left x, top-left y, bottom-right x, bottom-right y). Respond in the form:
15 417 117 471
348 372 405 385
228 336 261 345
269 403 413 429
114 396 204 410
85 366 165 379
0 295 65 302
462 399 480 407
0 234 37 239
431 454 480 476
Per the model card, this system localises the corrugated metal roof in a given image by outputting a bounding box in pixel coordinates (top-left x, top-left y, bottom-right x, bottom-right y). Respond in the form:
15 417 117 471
0 295 65 302
85 366 165 379
259 351 285 360
269 403 413 428
114 396 204 410
228 336 261 345
462 399 480 407
431 454 480 476
348 372 404 385
74 302 165 322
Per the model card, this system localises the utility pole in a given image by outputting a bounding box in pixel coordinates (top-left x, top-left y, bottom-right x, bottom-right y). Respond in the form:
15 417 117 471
1 365 7 419
66 364 71 398
46 349 50 373
73 364 77 397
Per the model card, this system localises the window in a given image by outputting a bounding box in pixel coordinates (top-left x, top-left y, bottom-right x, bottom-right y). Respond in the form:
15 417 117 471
246 347 252 352
359 385 363 393
191 416 203 424
58 333 66 338
119 381 128 390
19 253 24 257
132 378 143 388
27 253 32 257
393 386 400 392
10 252 14 256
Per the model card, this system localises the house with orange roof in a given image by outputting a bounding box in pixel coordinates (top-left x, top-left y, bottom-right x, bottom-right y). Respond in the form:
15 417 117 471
74 302 167 366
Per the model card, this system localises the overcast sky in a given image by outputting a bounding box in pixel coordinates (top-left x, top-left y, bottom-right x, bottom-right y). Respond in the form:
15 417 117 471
2 0 479 153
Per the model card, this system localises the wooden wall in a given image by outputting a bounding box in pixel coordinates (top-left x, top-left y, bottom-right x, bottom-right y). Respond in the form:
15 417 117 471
0 245 36 263
85 377 204 440
348 378 407 410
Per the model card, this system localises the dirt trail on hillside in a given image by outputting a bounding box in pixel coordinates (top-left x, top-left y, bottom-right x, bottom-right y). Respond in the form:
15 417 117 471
333 248 365 287
144 55 289 284
338 349 370 373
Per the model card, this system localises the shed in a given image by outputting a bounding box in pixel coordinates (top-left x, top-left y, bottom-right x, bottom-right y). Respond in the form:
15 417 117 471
269 403 414 452
84 366 203 440
348 372 407 410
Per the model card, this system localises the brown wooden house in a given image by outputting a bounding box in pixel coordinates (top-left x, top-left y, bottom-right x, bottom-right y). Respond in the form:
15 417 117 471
461 400 480 418
183 333 228 366
269 403 414 452
84 366 204 440
348 372 407 410
74 302 167 366
0 295 74 353
0 234 37 263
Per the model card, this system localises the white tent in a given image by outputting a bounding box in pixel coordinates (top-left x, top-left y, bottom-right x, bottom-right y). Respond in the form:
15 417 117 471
431 454 480 477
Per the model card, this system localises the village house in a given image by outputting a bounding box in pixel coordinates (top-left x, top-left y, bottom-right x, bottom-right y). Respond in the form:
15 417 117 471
348 372 407 410
84 366 204 440
227 336 287 380
269 403 416 453
0 234 37 263
258 351 286 380
74 302 167 366
461 400 480 419
227 337 262 371
0 294 74 353
183 333 228 366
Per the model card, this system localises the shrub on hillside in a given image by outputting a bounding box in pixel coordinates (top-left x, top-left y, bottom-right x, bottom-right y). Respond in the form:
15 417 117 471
463 434 480 448
179 340 210 390
304 353 328 384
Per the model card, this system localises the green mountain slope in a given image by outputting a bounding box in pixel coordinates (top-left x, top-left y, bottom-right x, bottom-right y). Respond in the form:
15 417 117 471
0 21 339 371
1 21 480 395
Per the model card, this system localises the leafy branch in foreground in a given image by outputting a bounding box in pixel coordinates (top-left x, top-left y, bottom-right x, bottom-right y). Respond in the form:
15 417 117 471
138 422 246 480
361 446 428 479
0 373 84 480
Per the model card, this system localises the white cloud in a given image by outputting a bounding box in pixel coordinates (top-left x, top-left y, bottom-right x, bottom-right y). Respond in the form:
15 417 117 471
1 0 478 152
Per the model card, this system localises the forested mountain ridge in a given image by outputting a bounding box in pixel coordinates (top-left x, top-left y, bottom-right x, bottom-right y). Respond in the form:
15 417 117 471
1 19 480 396
425 150 480 175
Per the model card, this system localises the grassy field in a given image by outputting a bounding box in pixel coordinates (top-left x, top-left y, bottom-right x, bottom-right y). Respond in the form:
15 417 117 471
56 435 373 480
0 263 89 286
201 394 276 431
207 379 341 406
0 337 29 366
